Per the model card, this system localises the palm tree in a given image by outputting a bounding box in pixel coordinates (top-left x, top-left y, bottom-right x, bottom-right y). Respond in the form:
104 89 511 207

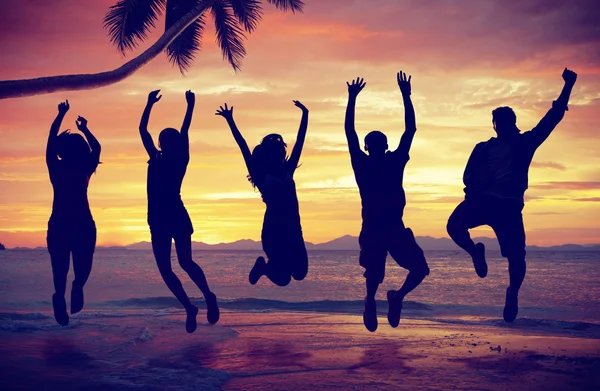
0 0 304 100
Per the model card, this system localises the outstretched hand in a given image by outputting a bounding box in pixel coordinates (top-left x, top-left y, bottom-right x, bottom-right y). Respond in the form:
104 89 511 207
562 68 577 86
215 103 234 120
58 100 70 114
185 90 195 106
147 90 162 105
76 116 88 131
397 70 412 96
347 78 366 97
293 100 308 113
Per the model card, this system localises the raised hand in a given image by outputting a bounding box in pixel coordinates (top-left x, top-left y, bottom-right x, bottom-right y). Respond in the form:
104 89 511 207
215 103 234 120
293 100 308 113
75 116 88 131
147 90 162 105
347 78 366 98
562 68 577 86
58 100 70 114
185 90 195 106
397 70 412 96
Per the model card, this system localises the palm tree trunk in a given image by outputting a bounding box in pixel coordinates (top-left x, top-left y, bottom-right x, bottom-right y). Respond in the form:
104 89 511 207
0 1 215 100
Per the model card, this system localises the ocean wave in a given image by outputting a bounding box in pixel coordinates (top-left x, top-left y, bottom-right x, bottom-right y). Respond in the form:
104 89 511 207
103 296 434 312
0 312 50 321
2 298 598 338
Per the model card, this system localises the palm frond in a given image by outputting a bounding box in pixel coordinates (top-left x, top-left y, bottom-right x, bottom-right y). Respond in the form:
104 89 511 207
266 0 304 13
104 0 166 54
165 0 207 73
211 0 247 71
228 0 263 33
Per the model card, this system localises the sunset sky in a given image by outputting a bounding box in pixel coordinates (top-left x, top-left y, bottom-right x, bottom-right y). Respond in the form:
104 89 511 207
0 0 599 248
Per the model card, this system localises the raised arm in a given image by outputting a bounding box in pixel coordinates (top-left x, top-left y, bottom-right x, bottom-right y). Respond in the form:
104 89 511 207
287 100 309 174
524 68 577 148
396 70 416 156
139 90 161 158
76 116 101 176
180 90 195 162
215 103 253 176
46 100 69 170
345 78 367 156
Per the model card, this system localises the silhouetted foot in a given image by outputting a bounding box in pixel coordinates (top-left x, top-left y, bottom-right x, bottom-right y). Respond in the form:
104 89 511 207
386 290 403 328
472 242 487 278
52 293 69 326
205 292 220 325
503 287 518 322
71 283 84 315
249 256 266 285
186 305 198 333
363 297 378 332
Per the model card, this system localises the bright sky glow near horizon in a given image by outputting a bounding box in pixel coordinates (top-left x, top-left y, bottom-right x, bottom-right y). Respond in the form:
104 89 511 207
0 0 599 247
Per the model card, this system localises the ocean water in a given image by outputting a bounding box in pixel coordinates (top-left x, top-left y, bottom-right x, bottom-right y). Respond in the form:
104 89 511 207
1 248 599 327
1 249 600 390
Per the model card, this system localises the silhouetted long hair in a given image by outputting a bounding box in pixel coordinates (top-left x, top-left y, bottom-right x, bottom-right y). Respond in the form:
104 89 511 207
158 127 182 155
248 133 289 188
56 131 97 174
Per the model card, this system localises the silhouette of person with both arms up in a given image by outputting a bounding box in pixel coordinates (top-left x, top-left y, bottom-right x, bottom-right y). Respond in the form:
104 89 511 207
46 100 100 326
216 101 310 287
139 89 219 333
447 68 578 322
344 72 430 332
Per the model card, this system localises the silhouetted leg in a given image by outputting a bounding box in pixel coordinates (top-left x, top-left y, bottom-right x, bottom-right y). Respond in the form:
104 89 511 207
366 279 379 301
508 257 526 293
47 229 70 326
249 256 267 285
264 260 292 287
174 234 211 295
447 201 478 254
174 234 219 324
152 230 197 333
70 222 96 315
49 251 70 299
492 203 526 322
290 238 309 281
261 230 292 287
447 200 488 278
359 227 384 332
387 227 430 327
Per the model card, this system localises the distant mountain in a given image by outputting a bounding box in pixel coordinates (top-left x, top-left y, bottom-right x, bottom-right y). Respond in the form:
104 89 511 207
122 236 600 252
125 239 268 251
0 242 5 251
5 236 599 252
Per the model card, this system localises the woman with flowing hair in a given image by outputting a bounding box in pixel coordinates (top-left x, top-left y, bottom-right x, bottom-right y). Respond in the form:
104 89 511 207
46 100 100 326
216 101 309 287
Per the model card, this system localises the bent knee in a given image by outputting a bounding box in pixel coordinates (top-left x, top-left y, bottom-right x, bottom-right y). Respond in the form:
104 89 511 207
292 267 308 281
508 257 526 269
410 262 430 278
446 217 461 236
270 273 292 287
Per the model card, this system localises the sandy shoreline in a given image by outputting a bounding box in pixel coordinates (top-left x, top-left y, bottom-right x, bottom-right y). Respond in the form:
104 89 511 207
1 310 599 390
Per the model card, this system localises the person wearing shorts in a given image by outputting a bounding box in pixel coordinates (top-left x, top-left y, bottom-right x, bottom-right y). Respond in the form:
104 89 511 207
344 72 430 332
139 89 219 333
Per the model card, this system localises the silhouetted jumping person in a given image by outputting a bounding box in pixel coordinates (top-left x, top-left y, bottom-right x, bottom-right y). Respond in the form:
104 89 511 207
446 68 578 322
345 72 430 332
216 101 309 287
46 100 100 326
139 90 219 333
